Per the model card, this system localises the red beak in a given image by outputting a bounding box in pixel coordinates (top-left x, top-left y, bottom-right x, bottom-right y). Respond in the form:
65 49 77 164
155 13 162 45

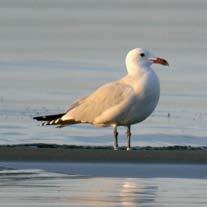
152 57 169 66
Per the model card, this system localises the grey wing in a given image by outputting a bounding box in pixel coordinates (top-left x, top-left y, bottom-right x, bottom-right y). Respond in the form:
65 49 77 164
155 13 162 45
61 81 135 125
67 96 87 112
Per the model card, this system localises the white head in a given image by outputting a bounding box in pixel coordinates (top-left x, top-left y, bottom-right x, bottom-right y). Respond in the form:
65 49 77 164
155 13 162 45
125 48 169 75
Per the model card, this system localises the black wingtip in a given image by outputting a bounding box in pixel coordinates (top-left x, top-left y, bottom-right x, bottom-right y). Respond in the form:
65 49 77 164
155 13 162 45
33 113 65 121
33 116 46 121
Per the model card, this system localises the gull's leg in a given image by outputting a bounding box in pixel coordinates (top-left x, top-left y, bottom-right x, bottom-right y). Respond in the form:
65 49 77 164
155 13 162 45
126 125 132 151
113 126 119 150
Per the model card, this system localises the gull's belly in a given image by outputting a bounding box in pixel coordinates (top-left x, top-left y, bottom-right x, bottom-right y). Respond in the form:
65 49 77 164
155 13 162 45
120 71 160 125
130 90 160 124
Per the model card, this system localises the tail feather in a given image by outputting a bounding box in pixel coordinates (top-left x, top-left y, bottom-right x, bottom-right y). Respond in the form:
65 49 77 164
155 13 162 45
33 113 79 126
33 113 65 121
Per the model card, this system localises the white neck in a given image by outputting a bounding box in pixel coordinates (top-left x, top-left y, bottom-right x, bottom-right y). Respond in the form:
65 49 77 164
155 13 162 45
126 57 150 76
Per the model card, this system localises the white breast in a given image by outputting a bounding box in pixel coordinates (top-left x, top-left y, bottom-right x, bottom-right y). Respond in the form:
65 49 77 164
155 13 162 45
121 70 160 125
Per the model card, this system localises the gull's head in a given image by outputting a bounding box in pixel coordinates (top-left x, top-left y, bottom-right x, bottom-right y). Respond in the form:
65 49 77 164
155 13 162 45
126 48 169 74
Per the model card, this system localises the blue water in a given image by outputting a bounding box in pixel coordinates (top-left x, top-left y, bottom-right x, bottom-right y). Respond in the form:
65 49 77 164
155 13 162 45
0 0 207 146
1 162 207 207
1 2 207 206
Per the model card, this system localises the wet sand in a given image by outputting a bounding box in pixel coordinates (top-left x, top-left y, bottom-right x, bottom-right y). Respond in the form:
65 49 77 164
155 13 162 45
0 145 207 163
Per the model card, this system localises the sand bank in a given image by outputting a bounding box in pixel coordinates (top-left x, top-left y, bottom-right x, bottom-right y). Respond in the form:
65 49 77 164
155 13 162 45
0 144 207 163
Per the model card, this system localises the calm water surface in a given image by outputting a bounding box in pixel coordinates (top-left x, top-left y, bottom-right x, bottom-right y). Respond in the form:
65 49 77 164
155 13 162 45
0 2 207 207
0 163 207 207
0 0 207 146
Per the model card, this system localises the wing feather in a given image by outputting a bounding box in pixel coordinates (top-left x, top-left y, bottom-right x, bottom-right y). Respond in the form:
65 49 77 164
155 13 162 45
62 81 135 125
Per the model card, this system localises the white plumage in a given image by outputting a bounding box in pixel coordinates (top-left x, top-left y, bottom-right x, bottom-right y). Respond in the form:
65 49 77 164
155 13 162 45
34 48 169 150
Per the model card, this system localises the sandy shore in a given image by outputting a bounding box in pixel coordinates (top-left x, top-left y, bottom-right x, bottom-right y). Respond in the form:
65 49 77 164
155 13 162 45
0 144 207 163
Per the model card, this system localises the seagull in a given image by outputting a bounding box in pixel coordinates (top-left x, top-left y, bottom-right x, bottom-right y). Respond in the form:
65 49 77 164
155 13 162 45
33 48 169 150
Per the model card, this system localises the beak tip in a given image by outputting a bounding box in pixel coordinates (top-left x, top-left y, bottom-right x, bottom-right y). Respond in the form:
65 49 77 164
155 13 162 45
153 57 169 66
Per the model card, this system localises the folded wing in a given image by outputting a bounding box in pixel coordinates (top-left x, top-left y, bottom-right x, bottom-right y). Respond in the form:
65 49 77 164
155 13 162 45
61 81 135 126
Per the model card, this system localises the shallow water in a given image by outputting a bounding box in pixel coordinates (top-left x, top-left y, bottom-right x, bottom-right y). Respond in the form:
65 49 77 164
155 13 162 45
0 163 207 207
0 0 207 146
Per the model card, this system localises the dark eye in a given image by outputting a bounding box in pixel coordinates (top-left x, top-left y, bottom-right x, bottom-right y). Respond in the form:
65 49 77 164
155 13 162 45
140 53 145 57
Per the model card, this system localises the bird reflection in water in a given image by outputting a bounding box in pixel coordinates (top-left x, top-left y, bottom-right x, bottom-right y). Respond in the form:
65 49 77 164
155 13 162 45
120 178 141 207
60 177 157 206
120 178 157 206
